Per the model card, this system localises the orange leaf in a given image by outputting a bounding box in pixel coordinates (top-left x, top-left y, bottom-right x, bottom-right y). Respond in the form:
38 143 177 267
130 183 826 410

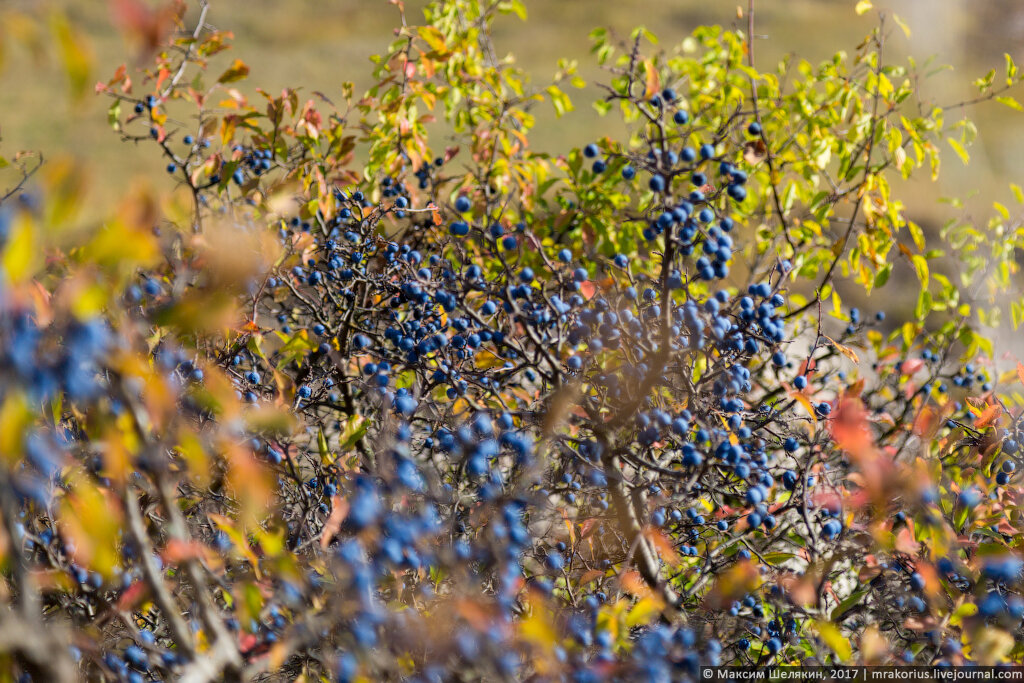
789 392 818 437
563 510 576 545
974 404 1002 429
456 599 495 630
644 528 682 566
777 572 817 607
1016 361 1024 386
428 202 442 225
704 560 761 609
912 405 940 438
642 59 660 99
319 495 349 549
619 570 653 598
162 539 205 563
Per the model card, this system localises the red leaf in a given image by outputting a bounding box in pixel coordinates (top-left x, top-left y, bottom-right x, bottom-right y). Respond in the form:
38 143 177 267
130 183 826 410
829 397 872 457
797 358 817 376
116 580 149 610
901 359 925 376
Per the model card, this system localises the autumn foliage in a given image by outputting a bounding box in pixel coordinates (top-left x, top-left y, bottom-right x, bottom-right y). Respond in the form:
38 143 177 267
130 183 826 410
1 1 1024 680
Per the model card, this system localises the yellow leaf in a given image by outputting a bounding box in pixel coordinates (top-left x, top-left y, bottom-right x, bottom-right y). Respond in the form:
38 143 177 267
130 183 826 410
626 596 665 627
596 600 625 644
0 393 31 464
892 13 912 38
949 601 977 628
823 335 860 363
948 137 970 165
814 620 852 662
967 627 1014 665
520 602 558 652
789 392 818 437
50 11 93 101
217 58 250 84
417 26 449 56
80 216 160 283
855 0 873 15
475 349 506 369
70 281 108 319
61 479 123 579
2 213 38 283
208 513 262 579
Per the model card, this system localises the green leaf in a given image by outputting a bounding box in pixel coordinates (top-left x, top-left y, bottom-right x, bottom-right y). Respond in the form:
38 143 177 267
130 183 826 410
107 100 121 131
340 416 368 451
501 0 527 20
247 335 267 361
761 552 795 564
873 263 892 288
831 588 868 621
317 427 330 464
915 289 932 320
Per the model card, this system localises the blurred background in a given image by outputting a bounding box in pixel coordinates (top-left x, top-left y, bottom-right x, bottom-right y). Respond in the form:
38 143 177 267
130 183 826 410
3 1 1024 219
2 0 1023 297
